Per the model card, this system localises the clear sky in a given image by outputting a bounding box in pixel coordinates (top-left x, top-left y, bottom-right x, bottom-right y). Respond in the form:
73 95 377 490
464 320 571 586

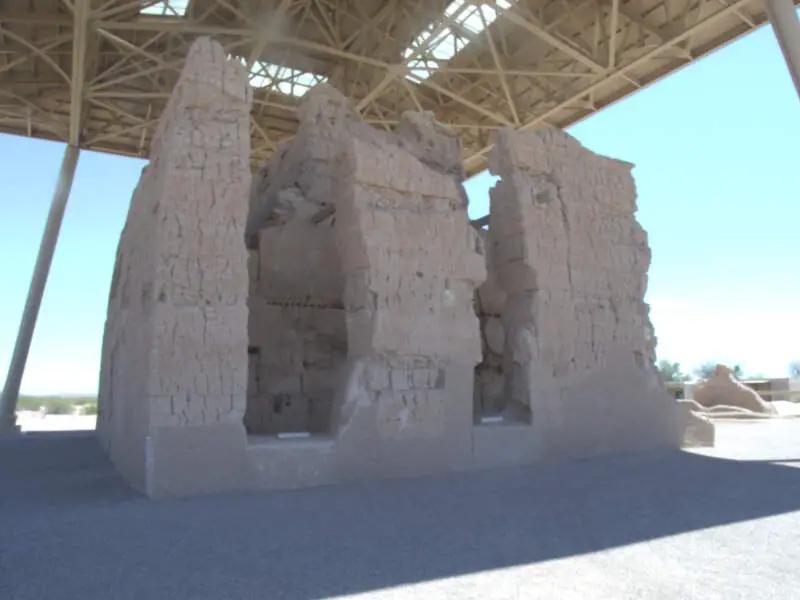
1 20 799 396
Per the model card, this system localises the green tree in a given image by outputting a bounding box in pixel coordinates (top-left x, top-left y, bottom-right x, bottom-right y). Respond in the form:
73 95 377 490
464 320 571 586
656 360 691 383
694 362 743 380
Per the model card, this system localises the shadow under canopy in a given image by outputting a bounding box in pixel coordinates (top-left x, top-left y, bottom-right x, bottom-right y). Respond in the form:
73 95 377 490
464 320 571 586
2 429 800 599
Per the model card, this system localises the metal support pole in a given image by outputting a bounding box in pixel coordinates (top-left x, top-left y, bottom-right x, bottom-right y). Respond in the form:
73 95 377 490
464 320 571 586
767 0 800 100
0 144 81 433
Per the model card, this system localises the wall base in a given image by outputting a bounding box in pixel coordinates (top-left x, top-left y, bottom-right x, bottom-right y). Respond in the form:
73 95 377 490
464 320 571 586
121 398 685 498
144 422 257 499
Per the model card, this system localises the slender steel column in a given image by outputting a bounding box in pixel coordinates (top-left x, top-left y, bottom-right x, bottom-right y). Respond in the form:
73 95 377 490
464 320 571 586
767 0 800 100
0 144 81 433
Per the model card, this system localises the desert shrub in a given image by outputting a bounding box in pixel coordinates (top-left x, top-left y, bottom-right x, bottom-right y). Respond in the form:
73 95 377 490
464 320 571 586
17 395 97 415
43 397 74 415
17 396 42 411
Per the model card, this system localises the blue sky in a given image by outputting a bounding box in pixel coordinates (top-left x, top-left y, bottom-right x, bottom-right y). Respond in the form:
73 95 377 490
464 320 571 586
1 21 799 396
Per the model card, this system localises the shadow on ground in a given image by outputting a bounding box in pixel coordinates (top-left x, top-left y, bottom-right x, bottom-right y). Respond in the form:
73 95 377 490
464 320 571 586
1 430 800 599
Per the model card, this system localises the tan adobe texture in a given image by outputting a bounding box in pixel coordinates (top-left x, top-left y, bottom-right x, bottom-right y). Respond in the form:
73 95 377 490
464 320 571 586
96 37 254 494
97 37 694 499
677 401 716 447
693 365 778 415
481 129 682 458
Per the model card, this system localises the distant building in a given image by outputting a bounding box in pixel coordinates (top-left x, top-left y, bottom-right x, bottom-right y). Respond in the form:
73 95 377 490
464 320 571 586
666 378 800 402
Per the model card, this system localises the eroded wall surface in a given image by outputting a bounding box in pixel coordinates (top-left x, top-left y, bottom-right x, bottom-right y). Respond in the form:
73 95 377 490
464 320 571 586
243 85 487 484
245 86 482 446
96 167 158 489
97 37 255 496
246 86 468 235
693 365 777 414
246 85 391 235
326 123 487 479
244 86 366 435
246 219 346 435
473 230 508 418
98 63 686 496
486 129 681 458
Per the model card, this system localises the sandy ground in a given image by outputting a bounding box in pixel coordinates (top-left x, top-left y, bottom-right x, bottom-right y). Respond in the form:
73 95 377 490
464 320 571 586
772 401 800 417
1 420 800 599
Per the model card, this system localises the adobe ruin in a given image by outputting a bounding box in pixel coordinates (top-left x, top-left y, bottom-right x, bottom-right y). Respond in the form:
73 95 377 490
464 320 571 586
96 38 254 494
97 37 694 498
693 365 778 415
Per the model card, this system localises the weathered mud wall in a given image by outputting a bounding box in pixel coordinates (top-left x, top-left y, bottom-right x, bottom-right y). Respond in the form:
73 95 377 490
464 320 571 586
678 400 716 447
487 128 680 457
96 167 158 488
246 85 390 235
693 365 777 414
246 86 468 236
244 86 360 435
244 85 486 481
325 126 486 478
473 229 509 418
97 57 688 497
96 37 254 495
244 86 480 441
245 219 347 435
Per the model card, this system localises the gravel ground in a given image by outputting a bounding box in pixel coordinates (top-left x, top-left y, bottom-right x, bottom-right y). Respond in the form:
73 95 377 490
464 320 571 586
1 421 800 600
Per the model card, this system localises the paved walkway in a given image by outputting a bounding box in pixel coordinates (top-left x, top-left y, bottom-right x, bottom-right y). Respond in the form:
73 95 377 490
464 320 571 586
1 422 799 599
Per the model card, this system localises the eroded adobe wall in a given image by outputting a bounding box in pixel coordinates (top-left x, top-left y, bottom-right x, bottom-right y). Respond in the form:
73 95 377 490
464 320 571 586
473 229 509 418
244 86 360 435
693 365 777 414
246 86 468 237
96 37 255 496
245 218 347 435
96 167 158 488
487 129 680 458
242 86 488 484
246 85 391 236
244 87 476 440
327 126 487 478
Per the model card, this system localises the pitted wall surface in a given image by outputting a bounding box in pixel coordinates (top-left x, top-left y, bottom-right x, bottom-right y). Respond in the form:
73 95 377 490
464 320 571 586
322 127 487 479
246 219 347 435
474 229 509 418
486 129 681 458
97 37 255 496
98 66 687 498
